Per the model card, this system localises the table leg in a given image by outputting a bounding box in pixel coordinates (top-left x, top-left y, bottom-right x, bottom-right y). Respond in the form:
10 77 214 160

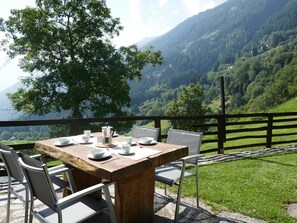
115 167 155 223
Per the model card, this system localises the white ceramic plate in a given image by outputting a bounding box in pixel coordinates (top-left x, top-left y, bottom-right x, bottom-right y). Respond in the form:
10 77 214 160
87 152 112 160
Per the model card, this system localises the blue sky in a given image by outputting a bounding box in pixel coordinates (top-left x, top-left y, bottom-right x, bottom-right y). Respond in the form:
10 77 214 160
0 0 226 92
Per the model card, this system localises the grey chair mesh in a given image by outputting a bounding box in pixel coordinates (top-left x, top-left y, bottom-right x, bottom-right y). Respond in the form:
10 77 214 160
155 128 203 222
0 144 29 223
0 143 77 223
18 154 117 223
131 124 160 140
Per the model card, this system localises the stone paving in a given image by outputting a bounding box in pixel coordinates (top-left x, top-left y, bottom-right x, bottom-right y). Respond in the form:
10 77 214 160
1 146 296 223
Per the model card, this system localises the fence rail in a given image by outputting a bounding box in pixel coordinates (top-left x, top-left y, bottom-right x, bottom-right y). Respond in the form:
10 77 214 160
1 112 297 155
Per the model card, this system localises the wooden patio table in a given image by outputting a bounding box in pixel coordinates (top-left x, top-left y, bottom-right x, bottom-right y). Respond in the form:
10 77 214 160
34 133 188 223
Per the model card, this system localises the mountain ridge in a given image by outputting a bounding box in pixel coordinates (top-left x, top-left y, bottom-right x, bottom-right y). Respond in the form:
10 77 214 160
130 0 296 114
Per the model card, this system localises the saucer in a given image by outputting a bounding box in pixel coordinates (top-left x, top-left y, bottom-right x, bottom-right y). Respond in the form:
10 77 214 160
118 151 135 156
79 141 93 144
87 152 112 160
130 141 137 146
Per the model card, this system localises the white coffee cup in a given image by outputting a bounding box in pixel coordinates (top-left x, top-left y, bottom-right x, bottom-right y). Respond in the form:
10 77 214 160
84 130 91 137
121 143 130 154
125 136 133 145
82 135 90 143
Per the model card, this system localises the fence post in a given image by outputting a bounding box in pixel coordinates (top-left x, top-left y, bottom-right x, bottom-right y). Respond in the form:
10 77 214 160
154 118 161 142
266 114 273 148
69 119 80 136
217 115 225 154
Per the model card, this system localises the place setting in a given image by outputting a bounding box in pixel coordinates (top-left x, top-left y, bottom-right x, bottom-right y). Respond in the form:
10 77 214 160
54 137 75 147
118 142 135 156
108 136 161 160
138 137 157 145
87 148 112 160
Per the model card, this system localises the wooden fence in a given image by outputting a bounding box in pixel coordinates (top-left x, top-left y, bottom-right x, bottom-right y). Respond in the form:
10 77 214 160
1 112 297 154
1 112 297 176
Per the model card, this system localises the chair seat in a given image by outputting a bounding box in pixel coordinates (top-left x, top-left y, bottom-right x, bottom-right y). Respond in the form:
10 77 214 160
155 166 195 187
37 196 107 223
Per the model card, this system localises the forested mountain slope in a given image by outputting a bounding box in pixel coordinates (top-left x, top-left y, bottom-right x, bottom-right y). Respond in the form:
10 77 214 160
131 0 297 115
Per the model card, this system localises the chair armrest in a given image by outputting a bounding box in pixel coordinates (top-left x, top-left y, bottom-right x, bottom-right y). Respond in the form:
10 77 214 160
29 154 45 162
0 162 5 168
48 164 72 175
56 181 113 207
29 155 72 176
181 154 204 161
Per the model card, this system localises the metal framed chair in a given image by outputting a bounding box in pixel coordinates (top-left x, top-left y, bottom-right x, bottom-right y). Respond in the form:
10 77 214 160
0 143 77 223
155 128 203 222
18 154 117 223
131 124 160 140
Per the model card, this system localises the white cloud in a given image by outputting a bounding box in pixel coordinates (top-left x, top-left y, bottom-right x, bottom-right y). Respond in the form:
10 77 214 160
159 0 169 7
114 0 160 46
114 0 228 47
182 0 226 16
1 0 36 19
113 0 144 46
171 8 181 15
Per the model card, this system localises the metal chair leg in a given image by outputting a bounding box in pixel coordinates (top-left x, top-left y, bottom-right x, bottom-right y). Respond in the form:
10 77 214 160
195 166 199 208
6 183 11 223
65 170 77 193
174 183 182 223
24 187 29 223
174 162 187 223
103 186 117 223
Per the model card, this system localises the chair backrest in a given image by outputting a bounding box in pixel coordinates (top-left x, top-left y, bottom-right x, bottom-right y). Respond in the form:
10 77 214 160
131 125 160 140
18 153 58 211
0 143 24 183
166 128 203 156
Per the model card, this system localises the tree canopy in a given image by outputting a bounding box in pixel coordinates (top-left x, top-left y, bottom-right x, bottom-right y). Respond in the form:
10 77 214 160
165 84 208 131
0 0 162 118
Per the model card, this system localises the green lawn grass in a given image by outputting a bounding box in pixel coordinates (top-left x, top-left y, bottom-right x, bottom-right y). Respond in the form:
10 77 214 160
177 152 297 223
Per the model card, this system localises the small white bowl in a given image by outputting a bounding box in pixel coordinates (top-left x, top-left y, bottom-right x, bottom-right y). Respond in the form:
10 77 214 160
58 138 71 145
89 148 105 159
139 137 154 144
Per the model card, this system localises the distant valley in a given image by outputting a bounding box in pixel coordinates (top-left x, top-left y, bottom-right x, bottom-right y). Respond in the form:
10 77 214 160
0 82 23 120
